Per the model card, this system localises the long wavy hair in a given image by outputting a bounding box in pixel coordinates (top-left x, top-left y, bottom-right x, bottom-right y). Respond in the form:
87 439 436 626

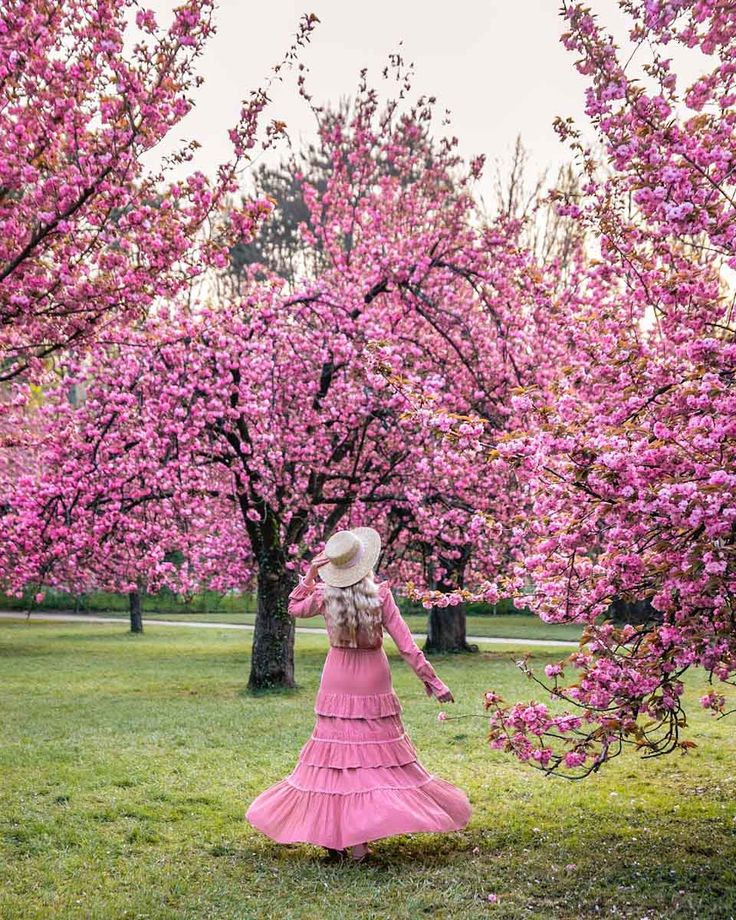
323 571 383 648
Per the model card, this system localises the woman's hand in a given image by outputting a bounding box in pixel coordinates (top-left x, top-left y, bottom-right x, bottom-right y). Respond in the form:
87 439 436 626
436 688 455 704
304 551 330 584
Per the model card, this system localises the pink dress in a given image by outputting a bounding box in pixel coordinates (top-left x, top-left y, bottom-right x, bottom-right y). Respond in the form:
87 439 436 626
245 578 472 850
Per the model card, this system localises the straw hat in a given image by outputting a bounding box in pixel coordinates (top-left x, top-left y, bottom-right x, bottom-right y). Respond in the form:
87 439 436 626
318 527 382 588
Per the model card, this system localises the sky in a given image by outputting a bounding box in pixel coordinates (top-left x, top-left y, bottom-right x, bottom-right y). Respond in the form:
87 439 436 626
143 0 641 191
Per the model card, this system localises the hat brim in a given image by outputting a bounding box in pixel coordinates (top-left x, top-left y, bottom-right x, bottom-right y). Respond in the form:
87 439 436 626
318 527 382 588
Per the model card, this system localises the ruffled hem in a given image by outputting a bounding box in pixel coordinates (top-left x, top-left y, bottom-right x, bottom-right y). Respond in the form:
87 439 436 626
314 689 402 718
246 776 472 850
311 713 405 742
287 760 432 794
299 733 418 768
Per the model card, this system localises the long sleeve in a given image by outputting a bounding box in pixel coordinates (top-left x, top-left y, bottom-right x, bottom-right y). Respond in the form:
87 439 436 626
380 583 450 699
287 576 325 619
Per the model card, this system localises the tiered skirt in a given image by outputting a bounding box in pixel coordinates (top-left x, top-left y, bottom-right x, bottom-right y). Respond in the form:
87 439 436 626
246 646 472 850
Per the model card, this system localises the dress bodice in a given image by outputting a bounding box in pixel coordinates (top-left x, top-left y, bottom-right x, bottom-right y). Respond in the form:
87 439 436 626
287 576 449 699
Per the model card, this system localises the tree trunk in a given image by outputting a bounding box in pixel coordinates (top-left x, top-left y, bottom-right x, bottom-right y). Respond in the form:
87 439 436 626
423 556 478 654
128 590 143 634
425 601 477 653
248 548 296 691
607 597 662 626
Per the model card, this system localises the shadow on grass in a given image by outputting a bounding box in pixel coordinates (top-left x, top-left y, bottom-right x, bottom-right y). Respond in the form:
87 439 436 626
238 820 736 917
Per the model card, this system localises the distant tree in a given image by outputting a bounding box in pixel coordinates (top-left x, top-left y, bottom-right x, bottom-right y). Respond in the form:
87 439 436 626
489 133 585 274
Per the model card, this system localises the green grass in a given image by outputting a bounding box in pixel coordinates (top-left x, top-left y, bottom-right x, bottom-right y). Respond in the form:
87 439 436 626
5 597 583 642
136 611 581 642
1 619 735 919
2 586 585 643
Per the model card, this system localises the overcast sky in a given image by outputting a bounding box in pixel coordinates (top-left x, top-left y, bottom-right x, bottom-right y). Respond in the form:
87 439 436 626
143 1 687 193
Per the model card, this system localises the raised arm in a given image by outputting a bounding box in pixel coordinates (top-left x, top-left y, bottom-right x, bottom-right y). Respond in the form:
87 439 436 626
287 552 331 618
287 576 325 618
380 583 453 702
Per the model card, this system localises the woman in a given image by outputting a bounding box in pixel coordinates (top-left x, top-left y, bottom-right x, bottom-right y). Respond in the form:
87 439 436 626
246 526 472 862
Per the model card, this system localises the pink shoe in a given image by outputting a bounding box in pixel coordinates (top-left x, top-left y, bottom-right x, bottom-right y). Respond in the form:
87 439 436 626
350 842 373 863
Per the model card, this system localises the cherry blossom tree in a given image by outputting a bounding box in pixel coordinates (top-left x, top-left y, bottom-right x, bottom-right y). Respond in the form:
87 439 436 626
368 243 563 653
0 0 318 627
1 65 561 688
0 341 254 630
232 137 569 654
372 142 583 652
476 0 736 776
0 0 318 382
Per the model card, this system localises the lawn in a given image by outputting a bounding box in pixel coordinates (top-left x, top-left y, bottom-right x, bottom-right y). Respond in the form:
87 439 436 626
3 602 583 643
1 619 734 920
0 587 584 642
134 611 582 642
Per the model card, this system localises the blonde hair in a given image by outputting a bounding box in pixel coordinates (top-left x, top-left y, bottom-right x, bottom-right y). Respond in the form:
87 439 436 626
323 571 383 648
